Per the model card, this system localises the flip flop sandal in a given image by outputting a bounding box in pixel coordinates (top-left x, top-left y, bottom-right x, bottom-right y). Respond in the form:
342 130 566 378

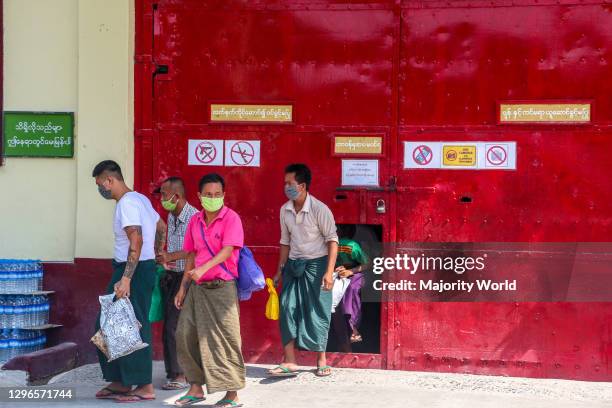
162 381 190 390
115 394 156 403
174 395 207 406
96 387 129 399
315 366 332 377
267 365 298 377
214 398 243 408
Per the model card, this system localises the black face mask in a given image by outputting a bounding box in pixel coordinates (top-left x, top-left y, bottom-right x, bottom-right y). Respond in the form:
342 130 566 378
98 184 113 200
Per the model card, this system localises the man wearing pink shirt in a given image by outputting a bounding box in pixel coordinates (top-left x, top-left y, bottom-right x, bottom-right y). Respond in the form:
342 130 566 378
173 173 246 408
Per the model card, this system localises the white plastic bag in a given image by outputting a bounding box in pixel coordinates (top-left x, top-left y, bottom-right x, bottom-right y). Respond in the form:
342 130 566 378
99 294 148 362
331 272 350 312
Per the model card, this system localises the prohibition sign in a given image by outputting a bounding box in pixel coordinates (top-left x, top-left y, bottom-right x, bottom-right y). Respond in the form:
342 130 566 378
229 141 255 165
486 145 507 166
413 145 433 165
195 141 217 164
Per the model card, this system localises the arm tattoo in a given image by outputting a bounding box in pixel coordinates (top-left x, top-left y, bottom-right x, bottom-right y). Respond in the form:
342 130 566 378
155 229 166 253
155 220 167 253
123 226 142 280
126 226 142 236
123 248 138 279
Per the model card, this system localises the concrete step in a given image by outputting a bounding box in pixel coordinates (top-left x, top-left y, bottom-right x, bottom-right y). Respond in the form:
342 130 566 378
2 342 78 385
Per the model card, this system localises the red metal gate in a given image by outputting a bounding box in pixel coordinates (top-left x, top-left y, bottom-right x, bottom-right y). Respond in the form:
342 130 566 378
134 0 612 381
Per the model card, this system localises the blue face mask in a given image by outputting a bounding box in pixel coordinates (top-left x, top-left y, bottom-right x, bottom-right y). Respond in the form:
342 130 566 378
98 184 113 200
284 184 300 201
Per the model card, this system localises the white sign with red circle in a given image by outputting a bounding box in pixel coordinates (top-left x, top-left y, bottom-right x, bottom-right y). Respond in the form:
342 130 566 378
484 144 509 168
224 140 261 167
188 139 224 166
404 141 516 170
404 142 442 169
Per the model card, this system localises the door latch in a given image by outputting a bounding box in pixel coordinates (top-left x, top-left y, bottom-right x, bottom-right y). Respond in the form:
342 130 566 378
376 199 386 214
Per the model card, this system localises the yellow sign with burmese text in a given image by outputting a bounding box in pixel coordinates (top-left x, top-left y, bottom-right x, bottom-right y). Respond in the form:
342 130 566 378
334 136 383 155
499 103 590 123
210 104 293 123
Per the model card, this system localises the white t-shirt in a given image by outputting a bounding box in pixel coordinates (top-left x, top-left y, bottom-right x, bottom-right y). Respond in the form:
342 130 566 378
113 191 160 262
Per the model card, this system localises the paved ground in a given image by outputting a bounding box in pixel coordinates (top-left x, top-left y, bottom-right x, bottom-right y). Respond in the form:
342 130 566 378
1 362 612 408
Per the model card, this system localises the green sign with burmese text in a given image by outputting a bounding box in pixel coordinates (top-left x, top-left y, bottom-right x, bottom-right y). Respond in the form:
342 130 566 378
3 112 74 158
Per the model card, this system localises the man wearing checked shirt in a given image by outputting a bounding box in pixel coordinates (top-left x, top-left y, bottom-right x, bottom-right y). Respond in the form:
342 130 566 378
154 177 199 391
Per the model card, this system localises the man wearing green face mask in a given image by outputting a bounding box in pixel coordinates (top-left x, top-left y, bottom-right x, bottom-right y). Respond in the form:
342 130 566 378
174 173 246 408
154 177 198 391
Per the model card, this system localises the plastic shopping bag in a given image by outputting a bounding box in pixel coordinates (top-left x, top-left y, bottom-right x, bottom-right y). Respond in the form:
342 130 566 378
235 246 266 301
265 278 279 320
90 330 110 359
99 294 148 362
148 266 166 322
331 272 350 313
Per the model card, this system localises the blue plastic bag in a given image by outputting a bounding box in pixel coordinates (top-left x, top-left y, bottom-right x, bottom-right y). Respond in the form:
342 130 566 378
198 223 265 300
235 246 265 301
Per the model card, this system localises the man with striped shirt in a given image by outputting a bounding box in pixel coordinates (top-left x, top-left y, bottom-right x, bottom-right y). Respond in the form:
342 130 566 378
155 177 199 391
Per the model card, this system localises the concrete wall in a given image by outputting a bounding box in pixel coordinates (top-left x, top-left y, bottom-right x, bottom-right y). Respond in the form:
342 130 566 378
74 0 135 259
1 0 78 261
0 0 134 261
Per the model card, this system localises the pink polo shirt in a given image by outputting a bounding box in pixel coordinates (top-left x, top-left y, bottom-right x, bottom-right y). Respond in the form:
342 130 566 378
183 206 244 282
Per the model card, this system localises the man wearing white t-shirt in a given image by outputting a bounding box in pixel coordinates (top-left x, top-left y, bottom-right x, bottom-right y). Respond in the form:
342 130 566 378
92 160 167 402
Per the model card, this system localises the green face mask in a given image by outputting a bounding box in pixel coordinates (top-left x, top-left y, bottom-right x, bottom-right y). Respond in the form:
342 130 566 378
201 196 224 212
161 194 177 212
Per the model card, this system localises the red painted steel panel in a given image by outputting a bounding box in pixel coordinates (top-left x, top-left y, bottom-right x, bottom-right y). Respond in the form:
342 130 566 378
396 129 612 242
399 5 612 126
391 302 612 378
132 0 612 380
152 4 395 127
394 5 612 381
147 128 390 369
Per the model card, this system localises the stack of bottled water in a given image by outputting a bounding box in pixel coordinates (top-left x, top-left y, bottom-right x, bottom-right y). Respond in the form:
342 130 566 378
0 260 48 364
0 295 50 328
0 329 46 363
0 260 43 293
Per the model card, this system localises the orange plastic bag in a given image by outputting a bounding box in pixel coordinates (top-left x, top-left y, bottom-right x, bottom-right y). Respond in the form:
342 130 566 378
265 278 279 320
